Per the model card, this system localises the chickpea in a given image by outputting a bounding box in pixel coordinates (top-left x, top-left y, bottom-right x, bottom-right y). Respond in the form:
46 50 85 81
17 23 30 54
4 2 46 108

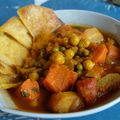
64 49 75 59
51 51 65 64
76 63 83 71
29 72 39 80
71 47 78 53
79 39 90 48
70 34 81 46
83 60 95 71
63 37 69 45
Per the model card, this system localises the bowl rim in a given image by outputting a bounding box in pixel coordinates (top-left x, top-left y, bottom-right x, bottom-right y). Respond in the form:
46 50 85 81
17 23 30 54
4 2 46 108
1 9 120 119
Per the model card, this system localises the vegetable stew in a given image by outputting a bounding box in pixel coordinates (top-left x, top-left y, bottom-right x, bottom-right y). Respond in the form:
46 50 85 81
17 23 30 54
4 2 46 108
0 5 119 114
8 25 120 113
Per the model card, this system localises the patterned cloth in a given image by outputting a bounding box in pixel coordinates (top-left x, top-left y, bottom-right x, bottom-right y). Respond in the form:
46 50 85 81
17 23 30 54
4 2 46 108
0 0 120 119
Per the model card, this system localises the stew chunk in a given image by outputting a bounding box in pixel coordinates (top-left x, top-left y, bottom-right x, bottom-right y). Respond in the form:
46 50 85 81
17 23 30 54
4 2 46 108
49 92 84 113
16 79 40 101
77 78 97 104
43 64 78 92
82 27 104 44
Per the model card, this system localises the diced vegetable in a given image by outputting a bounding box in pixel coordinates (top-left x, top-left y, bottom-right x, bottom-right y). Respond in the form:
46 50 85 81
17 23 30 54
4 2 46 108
43 64 78 92
82 27 104 44
97 73 120 96
92 44 108 64
106 43 120 60
77 78 97 104
86 65 104 78
16 79 40 101
49 92 84 113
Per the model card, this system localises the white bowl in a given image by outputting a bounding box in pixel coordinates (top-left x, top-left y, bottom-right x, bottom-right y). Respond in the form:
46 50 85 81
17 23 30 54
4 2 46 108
0 10 120 119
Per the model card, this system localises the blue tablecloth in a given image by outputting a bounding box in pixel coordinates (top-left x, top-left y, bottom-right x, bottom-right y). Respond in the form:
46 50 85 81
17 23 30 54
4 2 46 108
0 0 120 119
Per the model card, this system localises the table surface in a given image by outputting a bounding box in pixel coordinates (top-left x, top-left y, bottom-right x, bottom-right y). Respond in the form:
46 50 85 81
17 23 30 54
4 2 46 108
0 0 120 119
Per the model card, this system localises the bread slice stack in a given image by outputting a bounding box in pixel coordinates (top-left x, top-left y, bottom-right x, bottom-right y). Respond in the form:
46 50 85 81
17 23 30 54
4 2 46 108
0 5 63 89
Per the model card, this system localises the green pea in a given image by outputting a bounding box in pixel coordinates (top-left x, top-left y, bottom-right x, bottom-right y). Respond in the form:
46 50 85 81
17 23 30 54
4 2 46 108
52 46 59 52
79 48 90 56
77 70 82 76
83 49 90 56
76 63 83 71
60 46 66 52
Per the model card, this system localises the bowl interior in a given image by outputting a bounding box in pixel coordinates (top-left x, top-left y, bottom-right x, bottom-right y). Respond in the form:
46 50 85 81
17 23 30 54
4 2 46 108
0 10 120 118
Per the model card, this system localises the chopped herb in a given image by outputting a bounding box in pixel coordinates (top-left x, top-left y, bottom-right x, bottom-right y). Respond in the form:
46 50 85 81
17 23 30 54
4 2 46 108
21 90 30 97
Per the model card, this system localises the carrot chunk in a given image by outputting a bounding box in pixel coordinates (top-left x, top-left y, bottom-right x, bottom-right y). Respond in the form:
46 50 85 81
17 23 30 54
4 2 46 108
77 78 97 104
16 79 40 101
92 44 108 64
43 64 78 92
106 43 120 60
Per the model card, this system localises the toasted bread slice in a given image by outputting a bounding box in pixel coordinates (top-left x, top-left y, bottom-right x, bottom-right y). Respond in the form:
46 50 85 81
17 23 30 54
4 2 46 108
0 32 29 66
0 61 15 75
0 74 21 89
0 74 18 84
1 16 32 48
17 5 63 38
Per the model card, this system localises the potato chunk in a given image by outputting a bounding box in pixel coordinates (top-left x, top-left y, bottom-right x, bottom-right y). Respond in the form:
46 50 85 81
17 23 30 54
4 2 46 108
97 73 120 96
49 92 84 113
82 28 104 44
